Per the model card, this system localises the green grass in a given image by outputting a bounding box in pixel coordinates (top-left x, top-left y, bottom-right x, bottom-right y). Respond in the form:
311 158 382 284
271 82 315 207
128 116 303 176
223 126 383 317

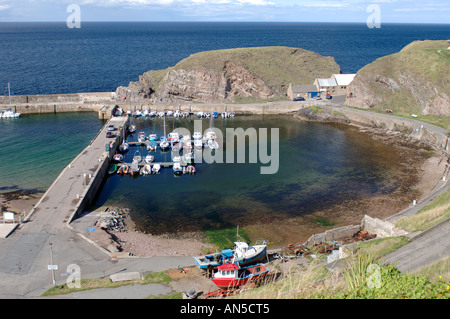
41 270 173 297
139 46 340 99
394 188 450 232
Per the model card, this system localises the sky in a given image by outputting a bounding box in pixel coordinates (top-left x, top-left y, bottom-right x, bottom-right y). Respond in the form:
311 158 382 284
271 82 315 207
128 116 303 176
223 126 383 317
0 0 449 23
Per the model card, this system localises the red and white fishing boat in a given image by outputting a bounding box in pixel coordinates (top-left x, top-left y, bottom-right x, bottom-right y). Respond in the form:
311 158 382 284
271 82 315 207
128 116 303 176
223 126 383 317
211 262 269 290
113 154 123 162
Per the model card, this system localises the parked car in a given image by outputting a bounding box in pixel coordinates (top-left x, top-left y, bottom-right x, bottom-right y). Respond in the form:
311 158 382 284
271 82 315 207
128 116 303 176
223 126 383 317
326 94 332 99
106 131 114 138
293 97 305 101
313 96 322 100
108 124 115 131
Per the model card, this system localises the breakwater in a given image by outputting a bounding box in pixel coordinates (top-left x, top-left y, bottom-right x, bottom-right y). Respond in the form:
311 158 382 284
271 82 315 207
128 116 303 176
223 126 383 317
22 116 128 235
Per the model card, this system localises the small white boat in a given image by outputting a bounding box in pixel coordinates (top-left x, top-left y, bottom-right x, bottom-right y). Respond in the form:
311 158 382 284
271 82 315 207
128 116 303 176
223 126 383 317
174 110 181 118
133 150 142 163
138 132 146 143
119 142 129 153
113 154 123 162
152 163 161 173
197 111 204 118
193 132 202 140
194 139 203 149
158 111 165 118
183 111 190 118
167 110 173 117
142 164 152 175
208 139 219 149
128 124 136 133
160 141 170 151
173 162 183 175
186 165 196 174
145 154 154 164
184 152 194 164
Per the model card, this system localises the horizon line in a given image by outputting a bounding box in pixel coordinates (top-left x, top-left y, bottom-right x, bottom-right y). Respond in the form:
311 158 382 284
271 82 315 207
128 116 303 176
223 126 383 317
1 20 449 25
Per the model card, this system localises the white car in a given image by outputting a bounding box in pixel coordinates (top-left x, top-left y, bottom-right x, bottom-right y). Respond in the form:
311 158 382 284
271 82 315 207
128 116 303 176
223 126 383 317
107 124 115 131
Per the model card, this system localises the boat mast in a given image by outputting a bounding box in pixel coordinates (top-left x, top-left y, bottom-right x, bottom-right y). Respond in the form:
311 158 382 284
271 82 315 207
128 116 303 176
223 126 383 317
8 82 11 109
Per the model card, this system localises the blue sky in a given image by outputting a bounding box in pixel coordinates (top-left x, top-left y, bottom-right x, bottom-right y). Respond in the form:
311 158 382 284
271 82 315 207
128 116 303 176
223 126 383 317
0 0 449 23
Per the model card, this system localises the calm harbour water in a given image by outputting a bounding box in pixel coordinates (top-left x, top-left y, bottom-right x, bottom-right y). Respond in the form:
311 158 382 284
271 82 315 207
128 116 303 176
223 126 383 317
94 115 404 235
0 112 104 193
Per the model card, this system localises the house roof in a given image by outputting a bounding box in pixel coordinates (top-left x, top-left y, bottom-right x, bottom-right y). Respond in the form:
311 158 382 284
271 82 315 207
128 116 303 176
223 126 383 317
316 78 337 87
291 85 318 93
332 74 356 86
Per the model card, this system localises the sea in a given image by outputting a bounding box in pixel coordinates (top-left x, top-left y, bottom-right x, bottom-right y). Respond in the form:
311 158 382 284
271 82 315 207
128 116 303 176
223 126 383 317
0 22 449 235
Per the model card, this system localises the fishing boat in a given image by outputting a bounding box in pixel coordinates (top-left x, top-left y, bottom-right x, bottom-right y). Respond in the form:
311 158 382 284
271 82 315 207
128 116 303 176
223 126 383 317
193 131 202 140
148 134 158 141
128 124 136 133
212 112 219 118
160 140 170 151
229 112 235 118
1 84 21 118
147 140 158 151
108 163 118 175
133 150 142 163
183 111 190 118
211 262 269 290
149 111 157 118
197 111 204 118
173 162 183 175
184 152 194 164
207 137 219 150
158 111 165 118
142 164 152 175
145 154 154 164
167 110 173 117
194 241 267 269
118 142 129 153
130 160 140 176
152 163 161 174
194 139 203 149
113 153 123 162
174 110 181 118
138 132 146 143
186 165 196 174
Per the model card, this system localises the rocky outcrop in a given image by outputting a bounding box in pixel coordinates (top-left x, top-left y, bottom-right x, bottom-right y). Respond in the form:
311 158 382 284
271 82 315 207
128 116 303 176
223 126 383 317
116 46 341 104
346 40 450 117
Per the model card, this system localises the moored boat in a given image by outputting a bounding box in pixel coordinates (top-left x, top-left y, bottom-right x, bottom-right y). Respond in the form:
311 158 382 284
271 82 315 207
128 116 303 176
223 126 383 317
152 163 161 174
113 153 123 162
142 164 152 175
211 262 269 290
128 124 136 133
133 150 142 163
108 163 118 175
145 154 154 164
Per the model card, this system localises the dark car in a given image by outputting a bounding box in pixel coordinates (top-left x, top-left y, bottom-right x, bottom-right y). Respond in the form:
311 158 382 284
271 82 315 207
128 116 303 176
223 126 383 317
106 131 114 138
293 97 305 101
326 94 332 99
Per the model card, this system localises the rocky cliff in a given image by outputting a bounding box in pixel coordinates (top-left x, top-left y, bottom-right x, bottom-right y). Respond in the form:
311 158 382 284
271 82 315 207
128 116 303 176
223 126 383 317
116 46 340 104
345 40 450 117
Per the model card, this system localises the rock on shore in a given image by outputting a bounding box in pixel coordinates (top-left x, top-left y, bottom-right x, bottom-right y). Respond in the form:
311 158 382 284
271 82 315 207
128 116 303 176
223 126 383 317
116 46 341 104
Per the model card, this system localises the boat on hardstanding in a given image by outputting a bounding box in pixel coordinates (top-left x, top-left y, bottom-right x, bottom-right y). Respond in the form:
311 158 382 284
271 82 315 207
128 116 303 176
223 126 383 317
211 262 269 290
194 240 267 269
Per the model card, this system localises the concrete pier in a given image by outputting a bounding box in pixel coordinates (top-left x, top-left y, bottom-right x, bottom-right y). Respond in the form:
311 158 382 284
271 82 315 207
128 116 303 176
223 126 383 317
21 115 129 233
